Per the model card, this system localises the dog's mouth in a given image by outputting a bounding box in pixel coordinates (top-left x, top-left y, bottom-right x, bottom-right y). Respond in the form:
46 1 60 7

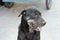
35 22 46 31
28 22 45 31
34 25 43 31
28 20 46 31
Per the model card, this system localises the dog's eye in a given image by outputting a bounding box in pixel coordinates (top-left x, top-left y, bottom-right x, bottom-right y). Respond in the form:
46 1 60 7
32 13 37 16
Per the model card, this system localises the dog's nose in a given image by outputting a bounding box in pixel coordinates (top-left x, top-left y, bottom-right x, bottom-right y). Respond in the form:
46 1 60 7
43 22 46 25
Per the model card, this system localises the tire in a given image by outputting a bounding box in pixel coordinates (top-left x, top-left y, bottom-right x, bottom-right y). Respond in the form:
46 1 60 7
0 0 4 6
4 2 14 8
46 0 52 10
0 2 4 6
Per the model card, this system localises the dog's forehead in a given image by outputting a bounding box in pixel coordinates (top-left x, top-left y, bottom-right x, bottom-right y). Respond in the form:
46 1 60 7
23 8 41 20
26 8 38 15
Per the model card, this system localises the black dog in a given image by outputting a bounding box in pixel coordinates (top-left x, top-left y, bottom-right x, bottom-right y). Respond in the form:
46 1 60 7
17 8 46 40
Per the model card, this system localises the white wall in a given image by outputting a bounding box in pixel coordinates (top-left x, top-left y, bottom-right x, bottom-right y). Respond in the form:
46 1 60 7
0 0 60 40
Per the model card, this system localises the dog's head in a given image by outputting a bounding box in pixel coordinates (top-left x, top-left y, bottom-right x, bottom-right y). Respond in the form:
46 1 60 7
18 8 46 32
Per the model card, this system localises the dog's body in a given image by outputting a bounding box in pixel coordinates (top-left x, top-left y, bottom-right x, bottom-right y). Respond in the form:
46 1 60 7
17 8 46 40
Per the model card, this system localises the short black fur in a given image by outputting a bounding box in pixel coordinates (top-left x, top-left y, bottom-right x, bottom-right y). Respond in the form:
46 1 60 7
17 15 40 40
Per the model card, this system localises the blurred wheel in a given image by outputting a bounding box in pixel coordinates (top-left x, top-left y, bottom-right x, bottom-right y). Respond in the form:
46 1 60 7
4 2 14 8
0 0 4 6
46 0 52 10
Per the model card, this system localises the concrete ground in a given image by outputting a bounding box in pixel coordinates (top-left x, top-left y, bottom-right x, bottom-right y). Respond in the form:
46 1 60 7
0 0 60 40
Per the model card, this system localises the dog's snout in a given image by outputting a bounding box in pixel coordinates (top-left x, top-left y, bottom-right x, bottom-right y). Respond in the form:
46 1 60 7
41 19 46 26
43 22 46 25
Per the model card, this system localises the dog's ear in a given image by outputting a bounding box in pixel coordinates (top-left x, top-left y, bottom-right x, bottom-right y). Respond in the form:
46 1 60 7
18 10 26 17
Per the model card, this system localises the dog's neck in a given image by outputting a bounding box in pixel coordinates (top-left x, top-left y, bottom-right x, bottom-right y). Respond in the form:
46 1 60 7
20 16 29 32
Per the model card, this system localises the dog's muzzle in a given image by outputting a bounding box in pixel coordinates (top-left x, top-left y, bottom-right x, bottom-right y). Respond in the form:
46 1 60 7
27 19 46 31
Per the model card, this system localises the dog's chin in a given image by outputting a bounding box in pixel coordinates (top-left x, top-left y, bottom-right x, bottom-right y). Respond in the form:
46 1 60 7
34 26 43 31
